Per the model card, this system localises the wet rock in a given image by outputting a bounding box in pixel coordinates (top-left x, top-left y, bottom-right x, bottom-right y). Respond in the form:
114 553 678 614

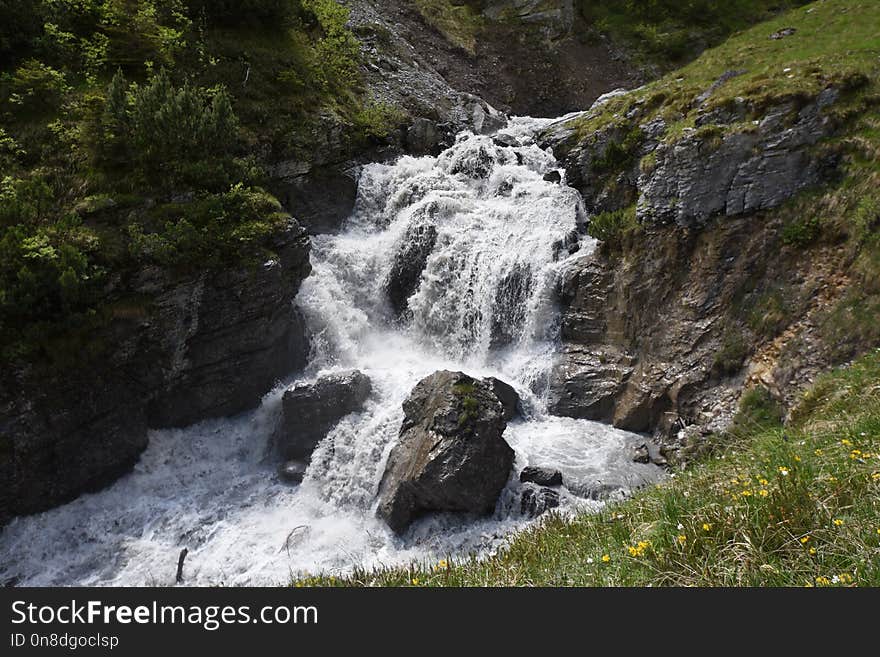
583 482 623 501
447 140 498 179
520 466 563 487
1 219 313 524
279 460 308 485
485 377 521 421
407 118 443 156
384 222 438 317
376 371 514 533
633 443 650 464
276 371 372 462
521 486 560 517
467 97 508 135
493 133 521 148
543 170 562 184
490 263 533 348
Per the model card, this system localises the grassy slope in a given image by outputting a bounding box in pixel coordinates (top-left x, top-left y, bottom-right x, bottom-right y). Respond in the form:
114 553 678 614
298 0 880 588
412 1 810 70
579 0 880 359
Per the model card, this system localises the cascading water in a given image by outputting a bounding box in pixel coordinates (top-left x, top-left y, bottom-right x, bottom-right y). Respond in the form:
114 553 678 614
0 116 663 587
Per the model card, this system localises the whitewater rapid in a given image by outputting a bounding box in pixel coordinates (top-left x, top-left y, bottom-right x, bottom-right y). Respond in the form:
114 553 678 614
0 116 662 587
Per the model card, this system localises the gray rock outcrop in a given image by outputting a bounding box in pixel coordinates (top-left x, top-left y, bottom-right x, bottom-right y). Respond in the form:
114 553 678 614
376 371 515 533
275 370 373 462
637 89 839 226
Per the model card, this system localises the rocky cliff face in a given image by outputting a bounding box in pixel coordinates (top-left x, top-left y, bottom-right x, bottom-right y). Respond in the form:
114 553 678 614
0 220 311 524
544 86 857 459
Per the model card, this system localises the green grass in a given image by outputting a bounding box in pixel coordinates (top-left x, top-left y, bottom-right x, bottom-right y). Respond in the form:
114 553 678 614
297 349 880 587
413 0 485 54
575 0 812 71
572 0 880 140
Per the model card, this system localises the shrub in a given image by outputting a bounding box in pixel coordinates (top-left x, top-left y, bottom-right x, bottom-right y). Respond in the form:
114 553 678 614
4 60 70 115
587 205 640 248
0 178 102 336
713 328 749 376
128 184 288 267
99 69 239 182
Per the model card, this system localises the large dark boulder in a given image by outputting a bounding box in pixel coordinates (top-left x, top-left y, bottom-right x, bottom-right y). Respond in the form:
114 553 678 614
376 371 515 533
275 371 372 462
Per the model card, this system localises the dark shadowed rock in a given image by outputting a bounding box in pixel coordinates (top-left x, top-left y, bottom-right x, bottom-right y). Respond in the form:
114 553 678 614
273 165 358 235
1 219 312 525
490 263 533 348
385 222 438 317
407 118 443 156
486 377 521 421
148 221 312 428
543 170 562 184
521 486 560 517
633 443 650 464
493 133 521 148
376 371 514 533
520 466 563 487
276 371 372 462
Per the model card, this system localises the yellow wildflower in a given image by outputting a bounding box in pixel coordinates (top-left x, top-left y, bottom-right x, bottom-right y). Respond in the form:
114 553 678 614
872 472 880 480
759 478 769 486
794 456 801 462
602 554 610 563
841 439 853 446
809 547 817 555
702 523 712 531
815 576 830 586
778 467 790 476
759 489 769 497
833 519 844 527
814 449 823 456
741 489 752 497
411 578 420 586
677 535 687 544
800 536 811 544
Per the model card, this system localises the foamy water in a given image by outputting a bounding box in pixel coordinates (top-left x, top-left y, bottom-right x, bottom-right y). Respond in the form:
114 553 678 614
0 115 662 587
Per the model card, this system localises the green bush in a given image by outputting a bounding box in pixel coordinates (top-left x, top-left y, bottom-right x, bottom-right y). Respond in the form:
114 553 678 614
713 328 749 376
747 288 791 340
587 205 640 248
0 178 102 336
3 59 70 115
99 69 239 182
128 184 288 267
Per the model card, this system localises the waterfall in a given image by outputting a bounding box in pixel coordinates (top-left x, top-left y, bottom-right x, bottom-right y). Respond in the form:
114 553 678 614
0 116 663 587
